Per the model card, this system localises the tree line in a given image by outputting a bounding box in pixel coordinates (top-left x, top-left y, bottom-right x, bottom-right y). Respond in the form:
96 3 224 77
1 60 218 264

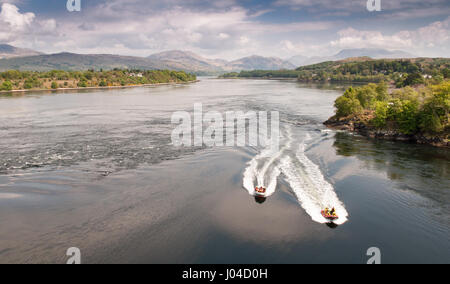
0 69 197 91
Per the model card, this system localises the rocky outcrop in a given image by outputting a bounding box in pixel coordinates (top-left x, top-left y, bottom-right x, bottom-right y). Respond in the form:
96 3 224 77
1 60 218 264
324 115 449 148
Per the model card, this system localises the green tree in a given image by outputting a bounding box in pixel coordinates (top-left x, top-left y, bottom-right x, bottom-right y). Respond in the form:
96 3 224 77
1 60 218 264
375 81 389 101
51 82 59 89
419 82 449 133
442 68 450 79
1 81 13 91
356 84 378 109
403 73 425 87
334 87 363 117
373 101 389 128
397 100 419 134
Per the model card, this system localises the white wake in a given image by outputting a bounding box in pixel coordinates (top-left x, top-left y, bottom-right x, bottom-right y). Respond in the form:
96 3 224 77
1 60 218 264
243 127 349 225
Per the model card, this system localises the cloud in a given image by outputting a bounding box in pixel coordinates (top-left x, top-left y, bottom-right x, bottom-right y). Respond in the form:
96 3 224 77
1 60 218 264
330 28 413 50
1 0 448 59
0 3 33 30
30 2 335 59
330 17 450 56
0 3 57 43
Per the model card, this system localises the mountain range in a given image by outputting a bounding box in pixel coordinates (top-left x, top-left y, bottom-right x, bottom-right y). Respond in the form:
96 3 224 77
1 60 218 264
288 48 416 66
0 44 418 74
0 46 295 74
0 44 43 59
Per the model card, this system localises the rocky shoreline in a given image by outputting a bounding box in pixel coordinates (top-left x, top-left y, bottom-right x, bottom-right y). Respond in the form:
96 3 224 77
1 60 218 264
324 115 449 148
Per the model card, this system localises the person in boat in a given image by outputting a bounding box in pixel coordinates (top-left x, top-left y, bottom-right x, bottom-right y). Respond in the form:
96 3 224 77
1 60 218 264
330 207 336 216
324 207 330 215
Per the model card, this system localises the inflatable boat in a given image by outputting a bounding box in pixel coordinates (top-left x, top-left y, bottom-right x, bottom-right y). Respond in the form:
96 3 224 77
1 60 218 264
321 210 338 220
255 187 266 196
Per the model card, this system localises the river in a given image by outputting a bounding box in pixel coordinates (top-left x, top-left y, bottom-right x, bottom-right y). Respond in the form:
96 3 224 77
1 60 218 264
0 78 448 263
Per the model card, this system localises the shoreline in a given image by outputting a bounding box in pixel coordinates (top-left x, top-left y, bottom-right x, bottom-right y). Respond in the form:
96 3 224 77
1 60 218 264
0 80 200 94
324 116 449 148
218 77 379 84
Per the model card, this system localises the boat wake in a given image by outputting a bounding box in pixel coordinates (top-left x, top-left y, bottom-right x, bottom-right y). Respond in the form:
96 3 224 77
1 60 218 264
243 126 348 225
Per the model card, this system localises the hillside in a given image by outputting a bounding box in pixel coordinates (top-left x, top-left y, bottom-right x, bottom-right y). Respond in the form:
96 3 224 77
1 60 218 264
287 48 416 67
0 47 297 74
222 58 450 85
0 44 43 59
228 55 295 71
148 50 295 73
0 53 170 72
148 50 226 74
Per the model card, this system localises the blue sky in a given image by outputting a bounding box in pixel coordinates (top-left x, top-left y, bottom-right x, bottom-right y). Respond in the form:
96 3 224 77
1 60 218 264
0 0 448 59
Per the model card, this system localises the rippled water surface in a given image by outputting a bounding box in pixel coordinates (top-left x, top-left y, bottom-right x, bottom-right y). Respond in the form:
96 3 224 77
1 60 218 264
0 79 448 264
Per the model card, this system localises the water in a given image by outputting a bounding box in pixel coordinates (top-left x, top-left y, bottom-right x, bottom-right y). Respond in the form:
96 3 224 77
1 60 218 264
0 78 448 264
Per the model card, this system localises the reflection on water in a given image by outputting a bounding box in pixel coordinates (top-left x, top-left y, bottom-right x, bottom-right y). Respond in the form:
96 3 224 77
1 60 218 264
332 132 450 213
254 195 267 204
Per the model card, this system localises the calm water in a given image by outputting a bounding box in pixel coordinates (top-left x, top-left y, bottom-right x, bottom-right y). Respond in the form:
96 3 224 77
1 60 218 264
0 78 448 264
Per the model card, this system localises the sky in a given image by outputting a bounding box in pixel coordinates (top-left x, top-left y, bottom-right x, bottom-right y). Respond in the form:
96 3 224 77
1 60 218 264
0 0 449 60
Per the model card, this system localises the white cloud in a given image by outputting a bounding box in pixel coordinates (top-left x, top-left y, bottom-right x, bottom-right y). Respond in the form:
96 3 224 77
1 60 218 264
330 28 413 50
0 3 56 43
330 17 450 57
1 0 448 59
0 3 33 30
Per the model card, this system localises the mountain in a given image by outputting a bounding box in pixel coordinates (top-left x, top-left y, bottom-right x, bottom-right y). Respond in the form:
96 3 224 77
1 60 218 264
334 48 415 60
148 50 226 74
0 52 170 72
228 55 295 71
288 48 416 67
287 55 309 67
148 50 295 72
0 49 295 74
0 44 43 59
0 47 415 73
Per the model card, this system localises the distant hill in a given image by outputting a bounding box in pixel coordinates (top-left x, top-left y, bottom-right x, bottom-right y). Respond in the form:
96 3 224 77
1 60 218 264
287 48 417 67
0 44 43 59
148 50 295 73
0 49 296 74
228 55 295 71
0 52 169 72
148 50 226 74
334 48 415 60
287 55 309 66
222 57 450 84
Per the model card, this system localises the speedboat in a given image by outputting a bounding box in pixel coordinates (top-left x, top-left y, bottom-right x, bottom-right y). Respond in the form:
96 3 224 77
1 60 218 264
321 210 338 220
254 187 266 196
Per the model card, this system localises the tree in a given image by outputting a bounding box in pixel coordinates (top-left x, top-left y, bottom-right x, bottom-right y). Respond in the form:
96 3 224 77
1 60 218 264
356 84 378 109
51 82 59 89
375 81 389 101
373 101 388 128
397 100 419 134
442 68 450 79
1 81 13 91
403 73 425 87
334 87 363 117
